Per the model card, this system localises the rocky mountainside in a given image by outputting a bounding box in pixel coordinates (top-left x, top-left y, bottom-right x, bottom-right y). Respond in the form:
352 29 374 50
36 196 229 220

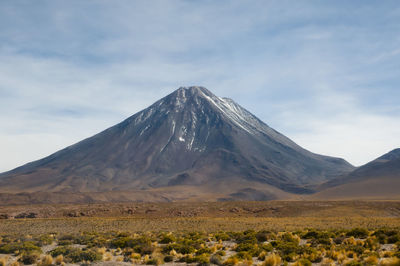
314 148 400 199
0 87 355 202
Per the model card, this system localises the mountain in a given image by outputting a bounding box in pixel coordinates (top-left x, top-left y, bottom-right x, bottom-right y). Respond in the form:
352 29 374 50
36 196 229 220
313 148 400 200
0 86 354 203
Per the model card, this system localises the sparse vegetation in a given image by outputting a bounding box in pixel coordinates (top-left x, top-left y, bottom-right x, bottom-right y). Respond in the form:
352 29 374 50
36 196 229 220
0 201 400 264
0 227 399 265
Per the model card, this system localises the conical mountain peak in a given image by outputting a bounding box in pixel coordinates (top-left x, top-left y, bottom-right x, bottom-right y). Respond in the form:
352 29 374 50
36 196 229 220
0 86 355 202
167 86 218 108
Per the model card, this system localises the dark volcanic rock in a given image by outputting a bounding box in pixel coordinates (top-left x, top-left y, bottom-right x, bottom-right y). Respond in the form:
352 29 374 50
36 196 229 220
0 86 354 199
15 212 38 219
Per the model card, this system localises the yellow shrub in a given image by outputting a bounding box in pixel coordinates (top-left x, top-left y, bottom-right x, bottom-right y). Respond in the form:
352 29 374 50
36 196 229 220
38 255 53 266
258 251 267 261
321 257 335 266
55 255 64 265
380 257 400 266
364 255 378 265
223 256 239 265
344 237 357 245
337 250 347 264
327 250 339 260
104 252 113 261
97 247 106 254
130 252 141 260
0 257 7 266
262 253 281 266
381 251 394 258
240 259 253 266
346 251 357 259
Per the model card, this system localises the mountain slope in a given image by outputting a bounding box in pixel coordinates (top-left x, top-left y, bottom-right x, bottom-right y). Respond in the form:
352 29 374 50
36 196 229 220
0 86 354 202
313 149 400 199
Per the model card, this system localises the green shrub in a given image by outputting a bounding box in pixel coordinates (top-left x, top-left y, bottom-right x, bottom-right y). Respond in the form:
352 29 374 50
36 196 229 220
333 236 345 244
182 254 210 264
234 230 258 244
58 234 75 241
69 249 102 263
58 240 73 246
50 246 102 263
162 243 195 254
214 232 230 241
35 235 53 246
146 257 163 265
50 246 78 257
296 258 312 266
346 228 369 238
160 234 176 244
234 251 252 260
273 240 304 262
111 236 154 254
280 232 299 245
0 241 41 254
196 247 212 255
210 254 223 265
256 230 273 242
19 252 39 265
345 260 362 266
215 250 226 256
388 234 400 244
164 255 174 262
111 237 136 248
343 245 365 255
302 230 319 239
235 242 260 256
0 243 19 254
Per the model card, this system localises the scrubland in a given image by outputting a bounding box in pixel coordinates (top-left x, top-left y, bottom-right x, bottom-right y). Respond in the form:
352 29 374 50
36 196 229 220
0 201 400 265
0 228 400 265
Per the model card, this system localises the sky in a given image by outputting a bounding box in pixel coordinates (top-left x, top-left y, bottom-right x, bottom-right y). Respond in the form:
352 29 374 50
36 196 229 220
0 0 400 172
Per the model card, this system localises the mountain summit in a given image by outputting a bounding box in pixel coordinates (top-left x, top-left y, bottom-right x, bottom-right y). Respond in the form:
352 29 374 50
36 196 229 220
0 86 354 202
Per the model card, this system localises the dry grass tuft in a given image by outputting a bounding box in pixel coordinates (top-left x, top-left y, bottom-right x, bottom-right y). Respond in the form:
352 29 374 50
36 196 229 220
320 257 335 266
103 252 113 261
262 253 281 266
364 255 379 265
380 257 400 266
37 255 53 266
0 257 7 266
54 255 64 265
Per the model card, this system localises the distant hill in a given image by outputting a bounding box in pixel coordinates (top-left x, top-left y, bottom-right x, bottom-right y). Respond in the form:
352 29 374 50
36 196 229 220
313 149 400 200
0 86 355 203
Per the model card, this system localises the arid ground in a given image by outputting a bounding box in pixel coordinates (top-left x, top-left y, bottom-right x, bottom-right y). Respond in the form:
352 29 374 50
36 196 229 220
1 201 400 265
1 201 400 235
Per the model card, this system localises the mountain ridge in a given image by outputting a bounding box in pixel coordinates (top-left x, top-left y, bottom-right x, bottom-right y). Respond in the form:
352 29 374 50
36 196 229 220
313 148 400 200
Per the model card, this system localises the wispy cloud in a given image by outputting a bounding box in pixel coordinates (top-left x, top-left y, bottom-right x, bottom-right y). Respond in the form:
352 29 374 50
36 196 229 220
0 1 399 171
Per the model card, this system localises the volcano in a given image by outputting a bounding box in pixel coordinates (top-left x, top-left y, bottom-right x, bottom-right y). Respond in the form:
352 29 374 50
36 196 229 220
0 86 354 203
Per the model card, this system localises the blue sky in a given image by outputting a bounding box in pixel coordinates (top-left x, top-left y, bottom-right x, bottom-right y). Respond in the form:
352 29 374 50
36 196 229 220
1 1 400 172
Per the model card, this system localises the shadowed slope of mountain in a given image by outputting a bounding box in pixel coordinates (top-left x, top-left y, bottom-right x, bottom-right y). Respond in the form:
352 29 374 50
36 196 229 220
0 87 354 202
313 149 400 199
